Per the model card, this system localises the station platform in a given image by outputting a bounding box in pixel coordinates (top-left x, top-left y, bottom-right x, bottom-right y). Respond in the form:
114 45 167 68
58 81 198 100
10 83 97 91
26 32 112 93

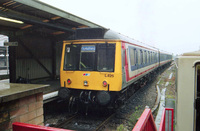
0 82 50 131
0 78 60 94
31 79 60 94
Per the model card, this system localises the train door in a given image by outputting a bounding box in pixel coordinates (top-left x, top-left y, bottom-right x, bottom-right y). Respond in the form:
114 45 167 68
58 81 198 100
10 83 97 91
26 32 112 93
195 63 200 131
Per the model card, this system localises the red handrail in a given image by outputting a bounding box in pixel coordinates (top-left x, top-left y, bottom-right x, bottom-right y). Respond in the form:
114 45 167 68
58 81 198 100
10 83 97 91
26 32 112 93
159 108 174 131
132 108 157 131
13 122 73 131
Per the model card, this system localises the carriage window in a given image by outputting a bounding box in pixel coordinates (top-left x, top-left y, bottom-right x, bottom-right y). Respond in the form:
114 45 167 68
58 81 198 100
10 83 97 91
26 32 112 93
129 48 137 70
143 50 146 64
140 50 143 65
145 51 147 64
138 50 141 65
152 52 154 63
155 53 157 62
148 51 151 63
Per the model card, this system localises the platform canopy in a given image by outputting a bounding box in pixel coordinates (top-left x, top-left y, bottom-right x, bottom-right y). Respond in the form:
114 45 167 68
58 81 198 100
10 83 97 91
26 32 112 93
0 0 104 38
0 0 105 83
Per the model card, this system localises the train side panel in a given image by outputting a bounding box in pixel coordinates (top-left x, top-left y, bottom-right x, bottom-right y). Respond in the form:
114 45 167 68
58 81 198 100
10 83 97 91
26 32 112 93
122 42 159 88
175 55 196 131
159 51 172 67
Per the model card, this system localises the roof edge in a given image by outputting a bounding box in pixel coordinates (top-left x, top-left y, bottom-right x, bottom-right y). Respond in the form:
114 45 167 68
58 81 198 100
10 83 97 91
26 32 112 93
13 0 104 28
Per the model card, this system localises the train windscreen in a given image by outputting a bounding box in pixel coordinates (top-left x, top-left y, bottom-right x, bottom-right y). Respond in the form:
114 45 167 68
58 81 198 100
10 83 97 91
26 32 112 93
63 43 115 72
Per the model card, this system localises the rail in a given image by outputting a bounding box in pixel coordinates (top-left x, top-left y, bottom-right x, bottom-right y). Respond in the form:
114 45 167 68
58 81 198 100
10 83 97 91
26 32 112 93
13 122 72 131
95 113 116 131
132 108 157 131
159 108 174 131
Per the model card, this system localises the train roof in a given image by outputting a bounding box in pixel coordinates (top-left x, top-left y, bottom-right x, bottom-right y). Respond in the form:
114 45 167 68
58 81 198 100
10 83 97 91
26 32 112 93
75 28 157 51
182 50 200 56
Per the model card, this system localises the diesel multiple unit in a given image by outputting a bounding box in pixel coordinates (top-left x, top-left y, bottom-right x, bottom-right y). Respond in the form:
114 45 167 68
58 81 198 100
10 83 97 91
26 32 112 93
58 28 172 108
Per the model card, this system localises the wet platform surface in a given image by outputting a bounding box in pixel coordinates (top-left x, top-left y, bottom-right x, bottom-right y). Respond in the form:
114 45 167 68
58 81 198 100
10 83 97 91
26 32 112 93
0 79 60 94
0 83 50 103
32 80 60 94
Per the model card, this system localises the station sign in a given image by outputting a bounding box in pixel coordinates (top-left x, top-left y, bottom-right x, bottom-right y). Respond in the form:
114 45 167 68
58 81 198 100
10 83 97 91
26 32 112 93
4 42 18 46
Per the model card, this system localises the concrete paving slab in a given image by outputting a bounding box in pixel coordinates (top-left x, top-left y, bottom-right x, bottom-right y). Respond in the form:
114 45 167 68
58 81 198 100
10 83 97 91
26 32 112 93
168 73 173 80
165 82 169 87
155 88 166 130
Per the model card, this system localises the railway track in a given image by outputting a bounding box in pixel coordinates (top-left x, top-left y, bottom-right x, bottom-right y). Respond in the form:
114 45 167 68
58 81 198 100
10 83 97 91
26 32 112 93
45 66 170 130
56 114 79 128
94 113 116 131
55 79 150 131
47 79 155 130
55 111 115 131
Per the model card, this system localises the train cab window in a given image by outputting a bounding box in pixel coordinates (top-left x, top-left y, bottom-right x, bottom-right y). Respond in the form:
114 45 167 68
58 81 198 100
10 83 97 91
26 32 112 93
64 43 115 72
97 44 115 72
80 45 96 71
64 45 80 70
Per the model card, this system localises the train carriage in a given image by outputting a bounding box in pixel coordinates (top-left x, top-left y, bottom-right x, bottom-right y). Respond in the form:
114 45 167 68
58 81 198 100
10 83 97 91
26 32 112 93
58 28 172 108
175 51 200 131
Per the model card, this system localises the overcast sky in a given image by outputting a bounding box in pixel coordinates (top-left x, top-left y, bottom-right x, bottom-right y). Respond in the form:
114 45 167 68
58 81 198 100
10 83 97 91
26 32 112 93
39 0 200 55
1 0 199 55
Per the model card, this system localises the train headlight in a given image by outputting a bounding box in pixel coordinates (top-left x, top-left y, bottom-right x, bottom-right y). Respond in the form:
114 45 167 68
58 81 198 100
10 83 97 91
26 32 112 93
102 81 108 87
67 79 72 85
84 80 89 86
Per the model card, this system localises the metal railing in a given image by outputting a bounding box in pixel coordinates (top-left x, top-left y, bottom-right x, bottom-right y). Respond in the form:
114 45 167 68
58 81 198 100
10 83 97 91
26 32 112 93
12 108 174 131
132 108 174 131
159 108 174 131
13 122 72 131
132 108 157 131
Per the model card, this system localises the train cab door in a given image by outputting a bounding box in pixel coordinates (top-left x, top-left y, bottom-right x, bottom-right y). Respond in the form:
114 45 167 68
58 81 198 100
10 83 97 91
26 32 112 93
195 63 200 131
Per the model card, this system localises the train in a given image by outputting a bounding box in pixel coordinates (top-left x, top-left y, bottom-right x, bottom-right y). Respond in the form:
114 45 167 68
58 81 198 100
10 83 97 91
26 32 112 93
58 28 172 109
175 50 200 131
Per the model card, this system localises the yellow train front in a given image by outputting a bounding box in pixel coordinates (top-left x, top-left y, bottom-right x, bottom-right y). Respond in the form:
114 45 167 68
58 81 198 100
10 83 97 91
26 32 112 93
58 28 172 108
59 32 123 107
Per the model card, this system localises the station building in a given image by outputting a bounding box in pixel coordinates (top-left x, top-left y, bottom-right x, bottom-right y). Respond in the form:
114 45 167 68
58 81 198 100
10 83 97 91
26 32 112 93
0 0 104 130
